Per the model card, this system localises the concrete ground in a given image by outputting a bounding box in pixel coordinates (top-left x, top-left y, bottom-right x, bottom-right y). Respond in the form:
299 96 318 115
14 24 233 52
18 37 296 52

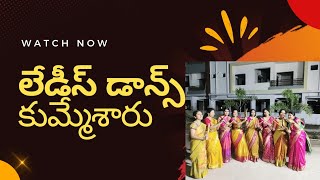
186 145 320 180
185 112 320 180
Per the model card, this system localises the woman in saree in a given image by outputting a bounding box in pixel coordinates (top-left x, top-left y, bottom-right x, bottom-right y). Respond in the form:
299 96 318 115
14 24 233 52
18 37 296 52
231 109 249 162
203 108 223 169
190 110 208 178
245 109 261 162
287 112 308 171
273 109 290 167
259 108 275 163
218 108 232 163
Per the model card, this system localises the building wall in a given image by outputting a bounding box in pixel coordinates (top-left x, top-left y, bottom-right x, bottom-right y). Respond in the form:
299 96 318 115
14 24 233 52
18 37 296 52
296 113 320 125
188 73 203 87
275 62 304 79
209 61 228 95
230 62 305 93
217 62 228 94
230 62 274 91
306 62 320 91
209 62 216 94
187 62 320 124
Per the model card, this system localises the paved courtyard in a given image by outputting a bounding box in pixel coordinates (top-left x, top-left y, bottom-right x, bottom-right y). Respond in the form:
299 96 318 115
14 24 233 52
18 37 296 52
186 146 320 180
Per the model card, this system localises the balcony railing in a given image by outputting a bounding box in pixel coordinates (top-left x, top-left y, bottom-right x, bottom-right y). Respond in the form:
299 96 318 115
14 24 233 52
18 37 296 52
270 78 303 87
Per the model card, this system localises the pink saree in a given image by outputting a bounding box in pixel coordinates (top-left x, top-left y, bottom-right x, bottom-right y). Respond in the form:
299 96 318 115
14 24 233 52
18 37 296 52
218 116 232 163
259 116 275 163
288 117 306 171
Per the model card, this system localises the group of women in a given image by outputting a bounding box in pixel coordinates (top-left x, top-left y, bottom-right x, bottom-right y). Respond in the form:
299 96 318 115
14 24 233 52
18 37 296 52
189 108 312 179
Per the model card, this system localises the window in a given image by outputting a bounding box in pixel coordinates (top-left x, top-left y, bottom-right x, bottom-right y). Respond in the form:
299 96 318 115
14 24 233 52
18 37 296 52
185 100 191 110
307 99 320 114
276 72 293 86
235 74 246 85
274 98 287 113
311 65 319 70
256 68 270 83
216 100 225 111
213 74 216 78
256 99 270 112
185 76 190 87
196 99 209 111
222 73 226 77
197 100 205 111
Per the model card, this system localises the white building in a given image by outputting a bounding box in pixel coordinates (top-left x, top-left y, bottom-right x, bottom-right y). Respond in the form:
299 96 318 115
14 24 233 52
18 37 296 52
186 62 320 125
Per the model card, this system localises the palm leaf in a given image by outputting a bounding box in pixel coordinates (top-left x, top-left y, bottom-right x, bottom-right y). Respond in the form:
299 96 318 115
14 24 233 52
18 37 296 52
270 101 289 113
296 104 313 115
276 89 313 116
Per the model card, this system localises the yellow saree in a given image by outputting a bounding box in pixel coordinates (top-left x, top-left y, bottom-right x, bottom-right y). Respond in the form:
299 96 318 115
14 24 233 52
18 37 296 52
273 118 288 167
205 117 223 169
231 117 249 162
190 122 208 179
245 117 260 162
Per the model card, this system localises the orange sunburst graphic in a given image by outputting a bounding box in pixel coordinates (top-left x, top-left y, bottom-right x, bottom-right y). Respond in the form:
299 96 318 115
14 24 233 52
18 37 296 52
200 10 259 52
0 160 20 180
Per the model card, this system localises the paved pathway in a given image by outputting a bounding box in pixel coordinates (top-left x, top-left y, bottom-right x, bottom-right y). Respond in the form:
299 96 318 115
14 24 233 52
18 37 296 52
186 147 320 180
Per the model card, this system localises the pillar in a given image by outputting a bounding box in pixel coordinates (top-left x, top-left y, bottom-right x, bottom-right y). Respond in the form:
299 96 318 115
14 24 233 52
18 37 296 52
209 99 216 109
251 99 256 110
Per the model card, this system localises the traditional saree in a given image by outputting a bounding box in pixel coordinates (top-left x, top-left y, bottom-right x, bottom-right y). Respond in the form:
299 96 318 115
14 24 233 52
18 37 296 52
204 117 223 169
245 117 260 162
273 118 289 167
190 122 208 178
218 116 232 163
288 117 306 171
231 117 249 162
259 116 275 163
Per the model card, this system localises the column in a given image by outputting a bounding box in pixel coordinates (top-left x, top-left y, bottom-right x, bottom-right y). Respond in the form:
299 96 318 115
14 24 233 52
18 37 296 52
301 93 307 104
269 97 276 116
270 97 275 107
209 99 216 109
191 97 197 111
251 99 256 110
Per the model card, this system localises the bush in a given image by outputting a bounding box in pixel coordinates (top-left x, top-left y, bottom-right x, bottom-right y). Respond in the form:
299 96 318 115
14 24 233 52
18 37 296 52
307 132 319 139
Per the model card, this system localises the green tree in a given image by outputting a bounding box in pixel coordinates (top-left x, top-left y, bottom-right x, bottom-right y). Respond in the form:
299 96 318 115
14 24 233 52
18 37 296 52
222 99 236 111
223 88 257 114
271 89 313 115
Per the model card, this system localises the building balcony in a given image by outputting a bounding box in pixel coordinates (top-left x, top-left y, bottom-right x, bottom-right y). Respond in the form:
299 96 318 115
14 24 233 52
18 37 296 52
269 78 304 89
